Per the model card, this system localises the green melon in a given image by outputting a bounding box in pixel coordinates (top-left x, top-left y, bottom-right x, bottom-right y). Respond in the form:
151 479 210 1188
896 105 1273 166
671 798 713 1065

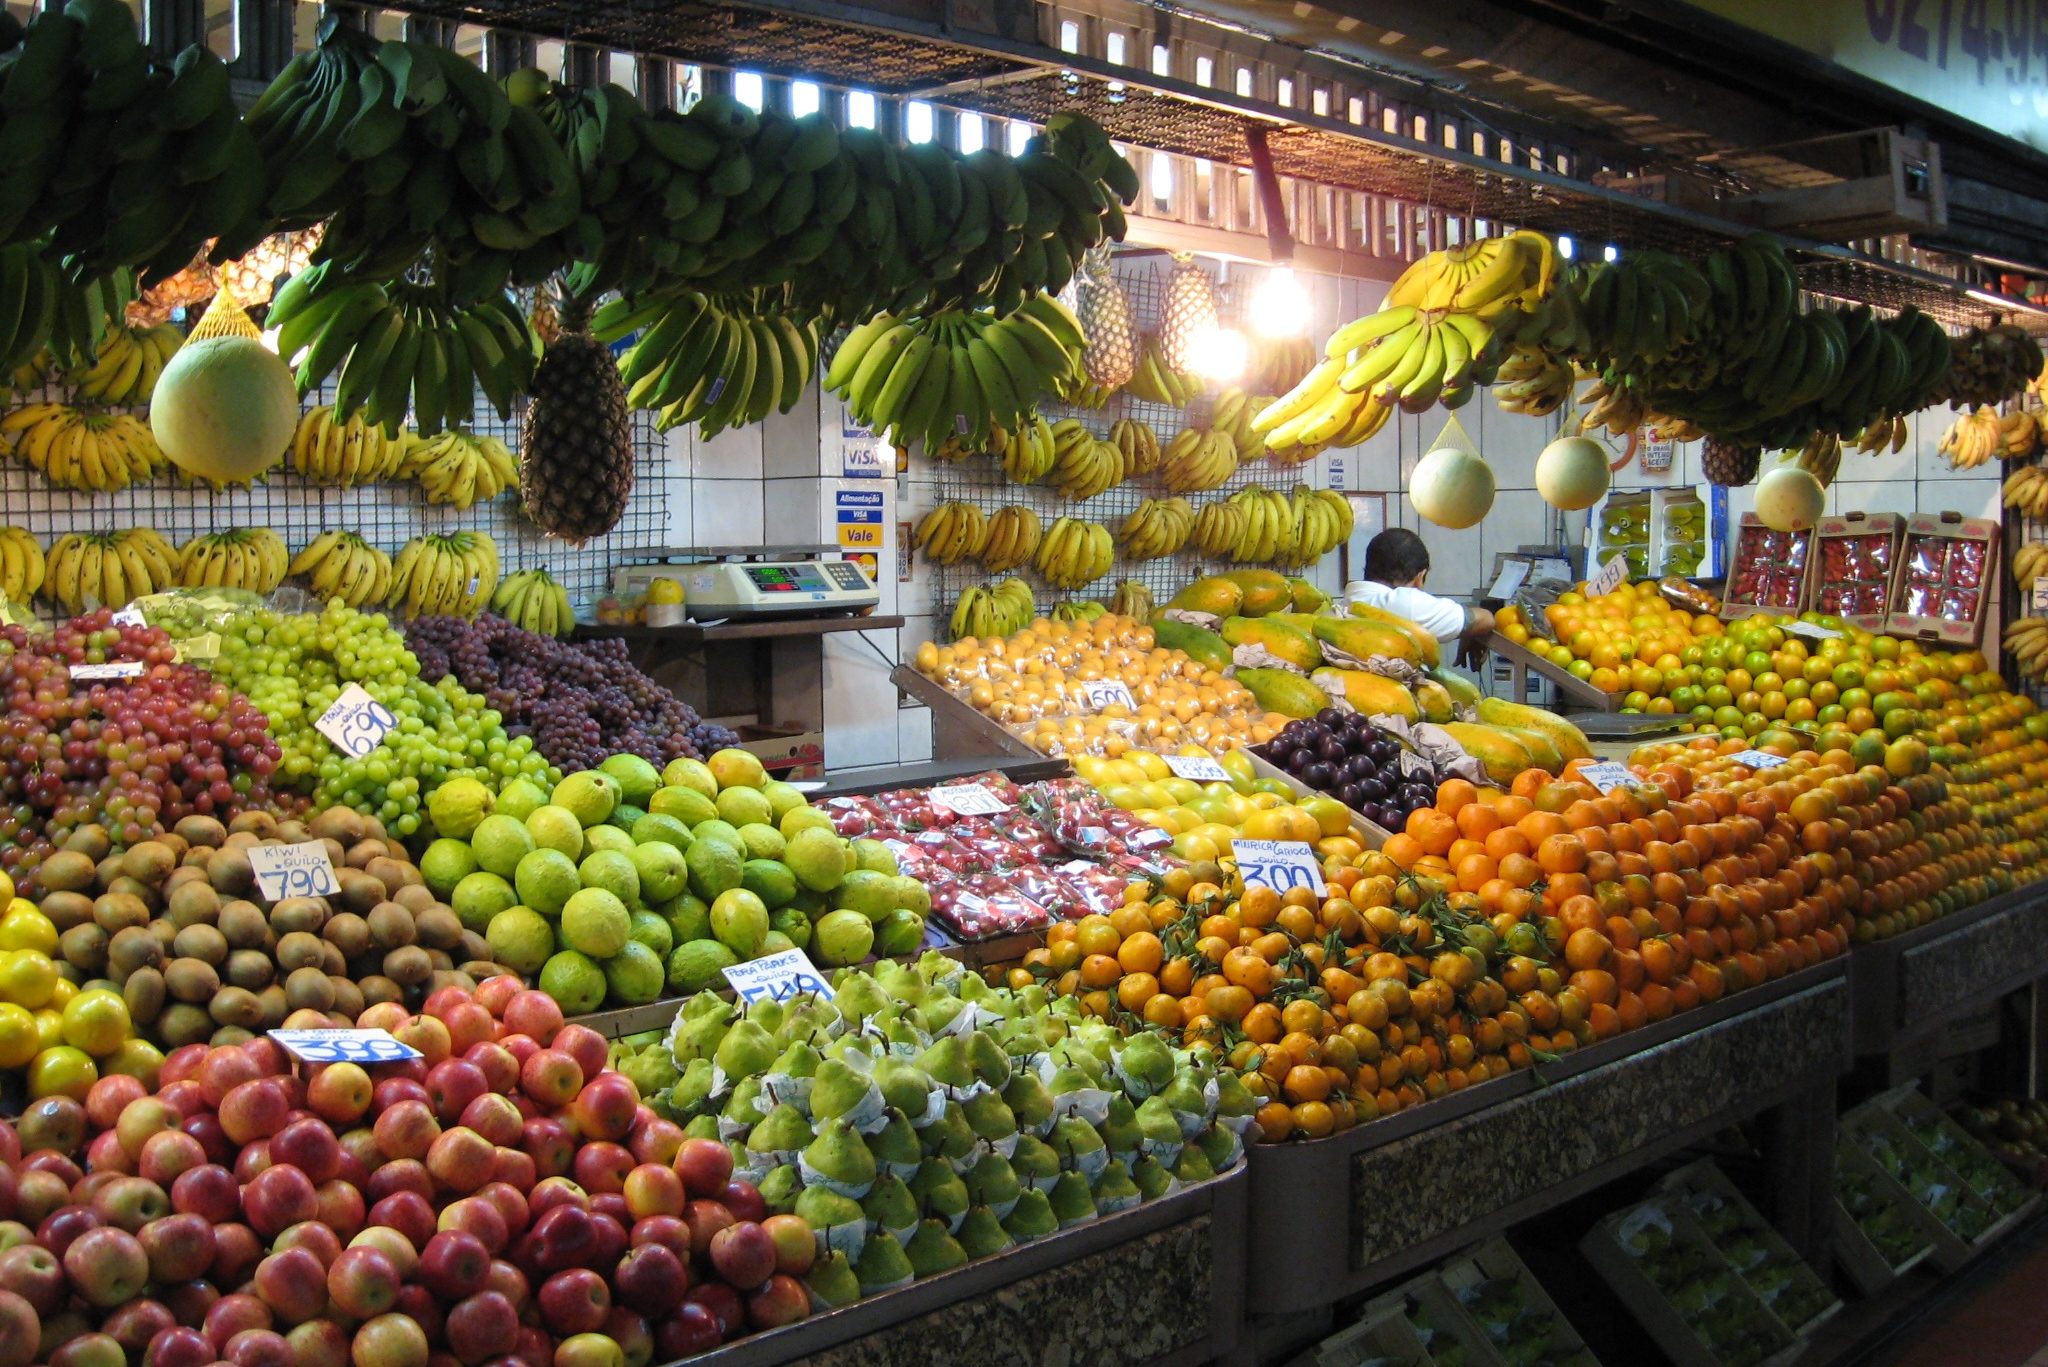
150 337 298 488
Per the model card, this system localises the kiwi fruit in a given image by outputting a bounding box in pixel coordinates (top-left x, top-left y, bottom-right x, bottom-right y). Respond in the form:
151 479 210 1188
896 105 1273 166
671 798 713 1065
322 913 370 959
356 975 403 1006
217 901 270 950
366 904 416 951
269 898 327 936
382 945 431 987
209 1026 253 1047
37 851 98 893
328 976 365 1020
308 807 366 847
393 885 437 915
164 958 220 1004
174 815 226 848
147 920 177 956
318 942 346 977
170 924 228 966
209 986 264 1028
345 840 386 870
156 1003 213 1047
122 967 164 1025
119 843 176 885
225 949 275 991
228 812 278 840
333 868 385 915
276 932 325 974
457 930 493 965
365 856 419 893
63 825 111 861
106 926 165 979
255 985 287 1030
37 891 93 932
95 854 124 888
206 847 254 896
166 881 221 929
414 906 462 951
58 923 108 974
284 966 336 1013
274 820 310 845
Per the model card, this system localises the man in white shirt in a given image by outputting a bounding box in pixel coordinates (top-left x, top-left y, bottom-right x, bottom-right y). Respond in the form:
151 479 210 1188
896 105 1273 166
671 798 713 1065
1344 528 1494 649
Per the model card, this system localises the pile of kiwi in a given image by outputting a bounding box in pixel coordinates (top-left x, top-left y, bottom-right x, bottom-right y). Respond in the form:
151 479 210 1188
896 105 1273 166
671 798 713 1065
33 806 515 1050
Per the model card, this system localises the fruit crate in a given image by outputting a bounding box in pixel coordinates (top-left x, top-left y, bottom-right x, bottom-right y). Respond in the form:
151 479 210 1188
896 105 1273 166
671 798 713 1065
1589 489 1654 585
1721 515 1816 617
1830 1135 1939 1295
1869 1086 2041 1229
1654 1161 1841 1339
1286 1302 1440 1367
1885 512 2000 647
1579 1196 1802 1367
1366 1270 1503 1367
1812 512 1905 630
1653 488 1710 578
1838 1106 1999 1270
1435 1237 1602 1367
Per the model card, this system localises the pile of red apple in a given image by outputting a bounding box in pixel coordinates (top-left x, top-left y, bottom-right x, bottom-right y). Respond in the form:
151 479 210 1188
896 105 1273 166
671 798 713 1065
0 976 819 1367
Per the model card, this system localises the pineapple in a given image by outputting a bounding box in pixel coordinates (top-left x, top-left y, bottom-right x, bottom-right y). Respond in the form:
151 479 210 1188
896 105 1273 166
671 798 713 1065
1077 245 1137 389
520 293 634 542
1159 253 1219 374
1701 437 1761 487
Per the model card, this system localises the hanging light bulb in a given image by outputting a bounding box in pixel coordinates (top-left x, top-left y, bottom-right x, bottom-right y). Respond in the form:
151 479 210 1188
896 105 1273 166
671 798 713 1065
1250 265 1310 338
1190 322 1248 381
1160 253 1220 373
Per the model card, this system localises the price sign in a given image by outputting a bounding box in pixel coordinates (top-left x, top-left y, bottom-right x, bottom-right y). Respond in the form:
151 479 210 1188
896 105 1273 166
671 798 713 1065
1731 749 1789 769
2032 579 2048 612
1162 754 1229 782
1575 761 1635 793
1231 839 1326 896
269 1029 420 1065
1081 680 1136 711
109 607 146 627
248 842 341 903
316 683 397 758
1587 554 1629 598
70 661 143 680
930 784 1009 816
1487 559 1530 600
723 949 832 1006
1783 620 1843 640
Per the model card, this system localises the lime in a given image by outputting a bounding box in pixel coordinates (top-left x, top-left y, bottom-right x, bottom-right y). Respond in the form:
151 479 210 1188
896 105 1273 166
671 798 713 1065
583 825 635 857
738 823 786 862
526 806 585 859
649 786 718 827
602 942 666 1006
420 838 480 898
552 771 621 828
660 757 717 799
599 754 661 807
760 781 807 822
667 940 738 992
631 813 693 851
514 848 582 918
768 906 811 951
486 907 557 974
427 777 494 840
451 872 518 934
785 828 849 893
873 909 925 957
715 786 774 829
627 910 674 960
779 806 835 839
539 950 606 1015
740 859 797 909
628 842 688 903
578 850 641 907
685 838 744 901
657 893 711 946
850 839 899 876
833 870 897 921
813 909 874 966
493 777 550 823
709 889 769 958
471 815 537 879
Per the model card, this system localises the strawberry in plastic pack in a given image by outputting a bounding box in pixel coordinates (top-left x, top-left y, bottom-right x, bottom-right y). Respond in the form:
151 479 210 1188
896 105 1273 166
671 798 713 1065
1729 518 1811 610
1816 527 1896 620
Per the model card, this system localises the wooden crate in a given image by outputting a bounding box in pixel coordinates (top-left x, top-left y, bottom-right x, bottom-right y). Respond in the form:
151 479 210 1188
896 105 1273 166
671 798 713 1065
1885 512 1999 647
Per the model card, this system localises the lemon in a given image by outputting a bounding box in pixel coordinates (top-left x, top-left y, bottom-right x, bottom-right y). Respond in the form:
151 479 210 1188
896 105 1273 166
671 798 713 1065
0 1003 37 1068
27 1045 96 1101
46 979 74 1010
32 1010 61 1052
62 990 131 1057
645 576 684 606
0 905 56 956
0 950 56 1009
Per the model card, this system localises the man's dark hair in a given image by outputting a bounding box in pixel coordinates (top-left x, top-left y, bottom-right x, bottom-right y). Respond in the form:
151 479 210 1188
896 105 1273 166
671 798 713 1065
1363 528 1430 585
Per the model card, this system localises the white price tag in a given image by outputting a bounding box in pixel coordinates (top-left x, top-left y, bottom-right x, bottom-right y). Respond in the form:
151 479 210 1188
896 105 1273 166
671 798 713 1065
70 661 143 680
1231 839 1326 896
722 949 832 1006
1487 560 1530 600
1730 749 1789 769
1162 754 1229 782
1588 554 1629 598
2033 579 2048 612
1081 679 1136 711
248 842 341 903
1576 761 1635 793
953 891 989 918
1783 620 1843 640
109 607 146 628
316 683 397 758
269 1028 420 1065
930 784 1009 816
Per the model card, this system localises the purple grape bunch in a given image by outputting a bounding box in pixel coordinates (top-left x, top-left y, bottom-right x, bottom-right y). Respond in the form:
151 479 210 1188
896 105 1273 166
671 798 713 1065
1254 708 1438 830
404 614 738 773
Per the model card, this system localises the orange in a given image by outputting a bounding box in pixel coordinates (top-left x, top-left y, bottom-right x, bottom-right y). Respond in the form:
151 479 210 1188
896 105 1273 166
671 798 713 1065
1116 931 1164 975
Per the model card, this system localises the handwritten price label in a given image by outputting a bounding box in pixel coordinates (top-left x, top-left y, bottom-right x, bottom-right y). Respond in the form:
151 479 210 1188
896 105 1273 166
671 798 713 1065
1081 680 1137 711
1783 620 1843 640
1576 761 1635 793
723 949 831 1007
1162 754 1229 782
1487 560 1530 600
1588 554 1629 598
316 684 397 758
1231 839 1326 896
2032 578 2048 612
248 842 341 903
930 784 1009 816
70 661 143 680
109 607 146 627
269 1029 420 1065
1731 749 1790 769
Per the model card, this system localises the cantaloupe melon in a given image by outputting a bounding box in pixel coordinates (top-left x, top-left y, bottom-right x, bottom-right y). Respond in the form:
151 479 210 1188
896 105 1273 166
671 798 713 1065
1410 446 1494 529
1535 436 1610 510
150 337 298 488
1755 465 1824 532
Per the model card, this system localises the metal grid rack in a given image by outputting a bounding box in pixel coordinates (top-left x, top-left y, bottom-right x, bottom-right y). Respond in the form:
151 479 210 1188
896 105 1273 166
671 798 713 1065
0 378 677 616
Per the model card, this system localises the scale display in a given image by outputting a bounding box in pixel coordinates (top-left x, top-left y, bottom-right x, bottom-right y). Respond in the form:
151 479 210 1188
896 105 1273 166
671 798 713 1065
743 564 832 593
684 558 880 618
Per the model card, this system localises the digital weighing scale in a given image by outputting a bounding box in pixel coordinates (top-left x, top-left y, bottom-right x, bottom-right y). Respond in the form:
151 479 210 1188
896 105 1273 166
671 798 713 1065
679 557 879 620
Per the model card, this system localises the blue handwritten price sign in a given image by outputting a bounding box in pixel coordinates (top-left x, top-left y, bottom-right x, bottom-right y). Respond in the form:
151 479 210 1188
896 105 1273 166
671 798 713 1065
930 784 1008 816
247 842 341 903
269 1029 420 1065
722 949 831 1007
1731 750 1789 769
1232 839 1325 896
316 684 396 757
71 661 142 681
1162 754 1229 782
1576 761 1634 793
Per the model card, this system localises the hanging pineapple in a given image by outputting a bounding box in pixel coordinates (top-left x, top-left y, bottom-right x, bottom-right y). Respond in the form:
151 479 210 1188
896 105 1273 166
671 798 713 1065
521 280 634 542
1159 252 1220 374
1076 245 1136 390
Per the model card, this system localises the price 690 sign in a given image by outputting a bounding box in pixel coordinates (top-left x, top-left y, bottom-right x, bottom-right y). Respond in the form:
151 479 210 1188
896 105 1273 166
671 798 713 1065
316 684 397 758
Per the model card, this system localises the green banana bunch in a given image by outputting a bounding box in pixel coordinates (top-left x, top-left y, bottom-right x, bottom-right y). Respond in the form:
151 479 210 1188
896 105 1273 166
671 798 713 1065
289 531 394 609
594 285 822 436
389 530 500 619
1033 516 1113 590
1936 322 2045 407
1117 498 1193 560
490 567 574 638
399 427 519 508
1051 600 1108 624
949 577 1037 641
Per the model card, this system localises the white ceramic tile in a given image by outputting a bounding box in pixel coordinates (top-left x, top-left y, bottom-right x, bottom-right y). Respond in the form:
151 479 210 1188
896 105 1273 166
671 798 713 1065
691 480 764 542
1480 495 1549 568
1414 516 1485 598
695 424 764 480
662 426 695 478
1928 477 2000 522
761 385 824 479
1828 478 1917 518
1913 406 1970 483
762 479 822 545
897 708 934 765
664 477 695 548
1479 406 1548 491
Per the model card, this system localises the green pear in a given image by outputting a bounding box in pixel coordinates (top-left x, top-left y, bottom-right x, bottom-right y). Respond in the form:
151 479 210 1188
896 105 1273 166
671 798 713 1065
801 1117 877 1196
758 1164 802 1215
684 991 735 1022
825 1033 878 1069
1001 1188 1057 1241
908 1160 970 1226
917 1037 975 1092
860 1172 919 1234
721 1076 766 1125
774 999 842 1045
1135 1095 1183 1148
1173 1145 1216 1185
805 1250 862 1308
960 1089 1018 1143
668 1059 719 1115
713 1019 776 1080
1013 984 1049 1016
963 1149 1021 1212
1010 1133 1060 1190
1198 1123 1240 1172
1048 1170 1097 1228
921 994 968 1034
881 1014 926 1051
867 1108 921 1175
1049 1115 1107 1173
673 1011 731 1064
873 1057 935 1117
1159 1070 1209 1122
918 1103 977 1162
1132 1153 1173 1200
956 972 994 1006
1114 1032 1175 1098
747 1102 814 1156
1092 1159 1141 1213
956 1205 1014 1259
809 1058 880 1124
767 1038 823 1082
1215 1072 1258 1119
963 1031 1012 1089
745 998 786 1035
853 1230 915 1292
833 972 889 1023
872 959 927 1007
902 1219 968 1278
794 1186 867 1247
1098 1096 1142 1155
1046 1063 1099 1098
1001 1072 1053 1133
682 1114 721 1140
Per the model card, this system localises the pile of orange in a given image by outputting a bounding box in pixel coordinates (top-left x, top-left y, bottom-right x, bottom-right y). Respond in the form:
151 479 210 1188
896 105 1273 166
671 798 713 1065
1497 581 1719 711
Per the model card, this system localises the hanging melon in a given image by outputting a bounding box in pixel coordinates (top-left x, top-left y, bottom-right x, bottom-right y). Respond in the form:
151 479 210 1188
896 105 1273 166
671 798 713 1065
1754 465 1825 532
1534 436 1610 510
150 336 298 489
1410 446 1495 529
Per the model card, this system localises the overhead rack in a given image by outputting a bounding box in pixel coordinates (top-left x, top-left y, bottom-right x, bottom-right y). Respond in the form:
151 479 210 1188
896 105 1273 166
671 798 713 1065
339 0 2036 328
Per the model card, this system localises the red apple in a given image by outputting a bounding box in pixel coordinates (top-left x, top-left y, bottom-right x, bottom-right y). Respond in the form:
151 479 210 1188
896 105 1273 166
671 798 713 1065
629 1215 690 1261
475 976 521 1019
418 1230 491 1301
221 1329 289 1367
270 1121 342 1185
144 1326 213 1367
0 1245 64 1316
160 1044 208 1088
392 1016 452 1068
85 1076 147 1134
682 1282 743 1339
105 1301 177 1358
336 1128 381 1182
620 1165 685 1221
218 1081 290 1148
138 1131 207 1187
455 1096 522 1150
678 1201 734 1262
745 1273 809 1330
198 1049 261 1109
17 1100 84 1162
500 1035 539 1070
482 1259 526 1308
367 1158 432 1204
0 1223 26 1255
440 1004 495 1058
550 1028 606 1085
588 1214 627 1271
51 1332 125 1367
116 1097 183 1163
348 1313 428 1367
12 1173 64 1229
501 993 562 1045
463 1044 518 1096
357 1002 409 1035
201 1294 272 1353
571 1143 631 1196
209 1223 262 1286
94 1176 170 1233
474 1184 527 1242
426 1062 489 1129
252 1247 327 1324
85 1132 131 1177
284 1318 351 1367
243 1165 318 1238
443 1291 517 1367
489 1149 535 1193
20 1152 81 1187
671 1140 732 1200
346 1227 419 1282
154 1081 205 1122
438 1196 509 1255
760 1214 815 1275
62 1226 150 1308
181 1112 232 1165
427 1128 495 1194
522 1204 597 1275
392 1286 443 1346
527 1178 588 1219
326 1245 401 1320
569 1076 637 1145
241 1037 289 1077
591 1192 630 1229
511 1327 552 1367
602 1309 651 1367
610 1244 687 1318
536 1268 609 1336
272 1222 342 1269
720 1180 766 1226
371 1078 430 1115
373 1101 440 1163
306 1064 373 1126
625 1119 682 1170
36 1205 100 1259
161 1280 218 1329
654 1302 722 1357
518 1054 579 1109
518 1119 574 1181
137 1213 215 1283
366 1190 436 1251
232 1139 273 1183
315 1180 366 1241
170 1165 240 1224
707 1222 776 1291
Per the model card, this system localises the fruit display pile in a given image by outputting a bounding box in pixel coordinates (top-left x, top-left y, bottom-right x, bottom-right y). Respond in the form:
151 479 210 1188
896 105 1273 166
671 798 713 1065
404 614 737 772
1068 749 1369 866
1254 712 1442 831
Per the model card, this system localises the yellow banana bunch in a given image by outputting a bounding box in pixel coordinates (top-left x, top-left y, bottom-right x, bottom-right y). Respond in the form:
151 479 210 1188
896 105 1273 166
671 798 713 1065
2 403 165 491
980 506 1042 575
1046 420 1124 499
1209 388 1266 465
45 533 163 615
1052 373 1118 409
490 568 574 637
2006 616 2048 683
400 428 520 508
1277 486 1355 569
2004 464 2048 517
2012 542 2048 588
1117 497 1193 559
949 578 1038 642
73 324 182 406
1380 230 1557 317
291 405 410 488
1577 376 1650 440
2003 410 2042 460
389 531 500 619
1000 414 1058 484
1222 486 1296 564
912 502 990 565
1939 405 2005 469
1191 500 1246 559
930 421 1009 463
1331 308 1498 412
1252 335 1319 396
1792 433 1842 488
0 526 43 604
1493 346 1574 418
1033 517 1114 589
1124 333 1203 407
1108 417 1160 475
177 530 289 594
1853 414 1909 455
289 531 396 610
1251 358 1391 456
1647 414 1706 444
1160 426 1239 493
1108 580 1153 619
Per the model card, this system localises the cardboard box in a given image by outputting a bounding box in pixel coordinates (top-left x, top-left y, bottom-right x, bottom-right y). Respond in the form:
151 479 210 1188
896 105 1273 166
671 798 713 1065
1886 513 1999 647
1723 514 1815 615
737 724 825 780
1813 513 1903 629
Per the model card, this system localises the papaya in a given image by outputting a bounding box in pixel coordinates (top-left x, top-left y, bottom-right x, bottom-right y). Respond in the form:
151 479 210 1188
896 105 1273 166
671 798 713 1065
1312 617 1423 667
1221 616 1322 672
1263 612 1321 635
1495 725 1563 774
1475 697 1592 762
1223 569 1293 617
1148 617 1233 671
1427 665 1483 707
1164 576 1243 619
1287 577 1330 612
1346 601 1441 666
1236 668 1331 719
1442 722 1534 786
1310 669 1419 723
1413 679 1455 724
